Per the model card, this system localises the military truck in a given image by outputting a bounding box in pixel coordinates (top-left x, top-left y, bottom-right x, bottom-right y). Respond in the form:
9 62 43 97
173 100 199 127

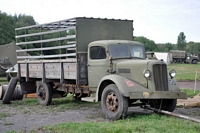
170 50 198 64
4 17 186 120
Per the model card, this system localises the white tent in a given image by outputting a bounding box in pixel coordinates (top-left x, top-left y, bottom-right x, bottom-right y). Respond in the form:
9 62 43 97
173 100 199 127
154 52 171 65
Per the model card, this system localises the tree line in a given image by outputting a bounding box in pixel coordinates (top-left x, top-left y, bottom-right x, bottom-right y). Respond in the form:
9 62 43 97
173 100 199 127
0 11 36 45
134 34 200 54
0 11 199 54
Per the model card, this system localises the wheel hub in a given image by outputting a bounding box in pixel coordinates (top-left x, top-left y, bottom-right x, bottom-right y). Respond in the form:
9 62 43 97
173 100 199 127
38 86 46 100
106 92 118 112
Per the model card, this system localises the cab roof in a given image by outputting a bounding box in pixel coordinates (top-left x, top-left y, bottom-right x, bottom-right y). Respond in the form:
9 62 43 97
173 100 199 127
88 40 144 47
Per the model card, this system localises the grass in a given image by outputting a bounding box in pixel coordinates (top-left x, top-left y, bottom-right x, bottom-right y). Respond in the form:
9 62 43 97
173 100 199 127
0 112 12 120
4 89 200 133
3 122 14 126
0 95 100 113
6 113 200 133
0 77 8 84
28 114 200 133
181 89 200 97
167 63 200 81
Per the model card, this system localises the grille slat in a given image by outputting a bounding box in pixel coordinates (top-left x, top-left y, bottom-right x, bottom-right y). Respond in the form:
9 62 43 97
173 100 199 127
153 64 168 91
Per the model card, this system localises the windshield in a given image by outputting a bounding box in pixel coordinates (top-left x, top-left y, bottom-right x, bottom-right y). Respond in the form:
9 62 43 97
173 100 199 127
109 44 145 59
130 45 145 58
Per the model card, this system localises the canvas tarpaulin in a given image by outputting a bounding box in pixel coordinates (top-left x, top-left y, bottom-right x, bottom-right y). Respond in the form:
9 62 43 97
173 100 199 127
154 52 172 65
0 42 28 65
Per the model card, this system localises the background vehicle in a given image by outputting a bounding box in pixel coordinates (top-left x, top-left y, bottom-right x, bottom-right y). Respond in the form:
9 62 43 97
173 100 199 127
170 50 198 64
4 17 186 120
5 64 18 81
0 57 12 76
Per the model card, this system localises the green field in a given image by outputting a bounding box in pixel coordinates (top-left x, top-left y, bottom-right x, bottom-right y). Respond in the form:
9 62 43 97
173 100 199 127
167 63 200 81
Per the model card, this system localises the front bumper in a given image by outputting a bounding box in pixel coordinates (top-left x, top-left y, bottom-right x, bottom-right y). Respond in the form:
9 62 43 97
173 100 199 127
129 91 187 99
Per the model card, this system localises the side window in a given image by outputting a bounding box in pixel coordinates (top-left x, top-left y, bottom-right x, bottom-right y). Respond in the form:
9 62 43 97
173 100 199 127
90 46 106 59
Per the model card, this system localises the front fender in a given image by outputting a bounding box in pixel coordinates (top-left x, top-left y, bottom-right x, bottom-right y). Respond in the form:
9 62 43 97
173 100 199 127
95 75 148 101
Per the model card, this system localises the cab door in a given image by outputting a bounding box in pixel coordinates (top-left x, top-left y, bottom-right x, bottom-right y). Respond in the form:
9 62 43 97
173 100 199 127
88 45 109 91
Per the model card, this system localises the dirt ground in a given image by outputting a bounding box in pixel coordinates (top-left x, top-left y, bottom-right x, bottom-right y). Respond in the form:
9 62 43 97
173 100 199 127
0 81 200 132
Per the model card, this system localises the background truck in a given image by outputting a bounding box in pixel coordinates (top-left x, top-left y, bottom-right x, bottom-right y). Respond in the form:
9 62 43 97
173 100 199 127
3 17 186 120
170 50 198 64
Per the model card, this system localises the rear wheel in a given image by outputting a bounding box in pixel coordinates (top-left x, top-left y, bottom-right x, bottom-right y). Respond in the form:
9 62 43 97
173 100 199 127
150 99 177 112
37 82 52 106
101 84 128 120
172 59 176 63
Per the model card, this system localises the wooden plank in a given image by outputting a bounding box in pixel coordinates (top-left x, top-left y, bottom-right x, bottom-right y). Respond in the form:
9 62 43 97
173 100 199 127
64 64 76 71
64 72 77 79
19 62 77 79
17 58 77 63
25 93 37 98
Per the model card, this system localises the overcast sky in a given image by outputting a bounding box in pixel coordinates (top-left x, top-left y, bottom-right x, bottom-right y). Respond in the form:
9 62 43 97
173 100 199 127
1 0 200 44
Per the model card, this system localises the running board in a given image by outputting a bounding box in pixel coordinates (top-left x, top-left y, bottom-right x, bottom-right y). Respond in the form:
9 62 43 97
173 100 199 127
81 97 96 102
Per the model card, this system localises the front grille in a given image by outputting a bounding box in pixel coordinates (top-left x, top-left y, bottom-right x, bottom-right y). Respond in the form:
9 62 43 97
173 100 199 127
153 64 168 91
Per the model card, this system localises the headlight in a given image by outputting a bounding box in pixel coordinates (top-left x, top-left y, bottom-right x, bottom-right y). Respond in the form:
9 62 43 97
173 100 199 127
143 69 151 78
169 69 176 78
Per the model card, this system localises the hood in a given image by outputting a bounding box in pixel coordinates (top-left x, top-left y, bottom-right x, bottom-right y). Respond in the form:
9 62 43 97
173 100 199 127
113 59 166 87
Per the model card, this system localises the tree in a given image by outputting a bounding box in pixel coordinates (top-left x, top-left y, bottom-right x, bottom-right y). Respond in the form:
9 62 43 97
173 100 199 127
134 36 157 51
177 32 186 50
0 11 15 45
14 14 36 28
186 41 200 53
0 11 36 45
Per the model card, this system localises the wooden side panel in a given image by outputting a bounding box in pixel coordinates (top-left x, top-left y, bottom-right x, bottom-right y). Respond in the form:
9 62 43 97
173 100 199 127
63 63 77 79
20 63 42 78
20 62 77 80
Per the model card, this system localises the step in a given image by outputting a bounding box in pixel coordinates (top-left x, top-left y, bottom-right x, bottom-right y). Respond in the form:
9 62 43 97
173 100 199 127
81 97 96 102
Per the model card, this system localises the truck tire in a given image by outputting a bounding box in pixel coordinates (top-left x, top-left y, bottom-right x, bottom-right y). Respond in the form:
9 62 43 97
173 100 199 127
192 60 198 64
101 84 128 120
173 59 177 63
37 82 52 106
0 86 2 100
150 99 177 112
2 77 18 104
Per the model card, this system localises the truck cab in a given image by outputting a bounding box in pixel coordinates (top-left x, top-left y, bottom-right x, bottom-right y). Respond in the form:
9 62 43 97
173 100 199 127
186 53 198 64
87 40 186 119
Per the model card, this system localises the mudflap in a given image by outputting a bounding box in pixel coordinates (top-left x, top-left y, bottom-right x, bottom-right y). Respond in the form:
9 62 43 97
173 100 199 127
2 77 18 104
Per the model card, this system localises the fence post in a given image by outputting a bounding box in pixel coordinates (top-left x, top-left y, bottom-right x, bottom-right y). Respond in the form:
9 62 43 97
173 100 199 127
194 70 198 94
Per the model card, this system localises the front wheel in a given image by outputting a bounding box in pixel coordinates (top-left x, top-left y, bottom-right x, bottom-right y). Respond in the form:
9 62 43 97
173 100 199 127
192 60 198 64
36 82 52 106
101 84 128 120
150 99 177 112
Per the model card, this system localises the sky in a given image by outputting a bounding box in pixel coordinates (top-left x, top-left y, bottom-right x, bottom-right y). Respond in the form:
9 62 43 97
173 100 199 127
0 0 200 44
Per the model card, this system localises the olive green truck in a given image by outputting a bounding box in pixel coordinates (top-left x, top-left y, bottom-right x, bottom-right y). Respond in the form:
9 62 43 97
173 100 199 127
11 17 187 120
